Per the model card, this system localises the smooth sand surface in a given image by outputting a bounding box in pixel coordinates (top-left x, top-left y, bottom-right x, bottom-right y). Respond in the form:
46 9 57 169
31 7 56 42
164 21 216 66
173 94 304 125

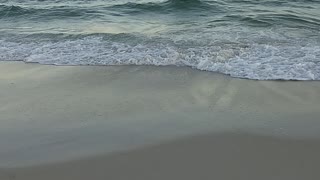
1 62 320 179
2 133 320 180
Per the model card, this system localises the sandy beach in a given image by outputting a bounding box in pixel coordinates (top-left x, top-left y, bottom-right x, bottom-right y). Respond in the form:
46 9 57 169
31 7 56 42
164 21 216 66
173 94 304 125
1 62 320 179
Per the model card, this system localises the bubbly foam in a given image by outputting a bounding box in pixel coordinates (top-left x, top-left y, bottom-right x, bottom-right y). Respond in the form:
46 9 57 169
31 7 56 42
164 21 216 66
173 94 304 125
1 32 319 80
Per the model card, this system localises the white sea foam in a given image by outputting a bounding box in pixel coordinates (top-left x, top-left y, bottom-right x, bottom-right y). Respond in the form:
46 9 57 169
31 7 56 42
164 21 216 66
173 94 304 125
0 34 319 80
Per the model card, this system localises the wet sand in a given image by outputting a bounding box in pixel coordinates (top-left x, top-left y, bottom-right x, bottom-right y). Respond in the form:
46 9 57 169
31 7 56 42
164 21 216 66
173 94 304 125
2 133 320 180
0 62 320 179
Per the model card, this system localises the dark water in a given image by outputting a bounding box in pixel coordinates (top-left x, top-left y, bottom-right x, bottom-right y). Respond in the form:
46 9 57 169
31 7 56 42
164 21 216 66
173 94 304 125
1 0 320 80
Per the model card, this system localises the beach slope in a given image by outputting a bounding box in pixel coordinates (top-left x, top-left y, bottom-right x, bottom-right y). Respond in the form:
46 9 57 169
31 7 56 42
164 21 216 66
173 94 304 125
0 62 320 179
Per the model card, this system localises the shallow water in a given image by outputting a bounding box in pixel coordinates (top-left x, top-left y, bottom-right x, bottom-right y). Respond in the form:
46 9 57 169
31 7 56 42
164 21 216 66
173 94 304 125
0 0 320 80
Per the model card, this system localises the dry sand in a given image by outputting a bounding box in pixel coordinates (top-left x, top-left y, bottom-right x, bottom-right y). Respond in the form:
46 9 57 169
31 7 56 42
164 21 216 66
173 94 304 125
0 62 320 179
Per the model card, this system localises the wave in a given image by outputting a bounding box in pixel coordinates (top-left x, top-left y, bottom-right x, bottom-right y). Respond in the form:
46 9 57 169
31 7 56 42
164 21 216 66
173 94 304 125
0 4 102 19
0 33 319 80
0 5 30 17
108 0 220 13
221 12 320 29
257 13 320 29
0 0 216 19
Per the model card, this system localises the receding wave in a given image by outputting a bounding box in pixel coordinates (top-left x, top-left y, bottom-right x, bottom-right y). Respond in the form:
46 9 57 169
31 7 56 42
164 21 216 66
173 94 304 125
1 33 319 80
1 0 320 80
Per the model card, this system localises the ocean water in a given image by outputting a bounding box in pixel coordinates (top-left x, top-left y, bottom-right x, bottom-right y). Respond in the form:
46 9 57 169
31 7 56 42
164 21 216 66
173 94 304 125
0 0 319 80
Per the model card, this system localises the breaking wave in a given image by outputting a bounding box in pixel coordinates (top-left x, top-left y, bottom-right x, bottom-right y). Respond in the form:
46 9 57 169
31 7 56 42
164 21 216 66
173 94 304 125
1 33 319 80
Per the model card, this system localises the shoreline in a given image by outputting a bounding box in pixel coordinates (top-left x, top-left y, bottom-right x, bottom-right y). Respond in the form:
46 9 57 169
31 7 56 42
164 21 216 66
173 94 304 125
3 61 318 81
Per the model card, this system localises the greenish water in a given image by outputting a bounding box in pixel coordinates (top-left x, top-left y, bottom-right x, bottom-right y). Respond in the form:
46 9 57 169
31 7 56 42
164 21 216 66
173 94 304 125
1 0 320 80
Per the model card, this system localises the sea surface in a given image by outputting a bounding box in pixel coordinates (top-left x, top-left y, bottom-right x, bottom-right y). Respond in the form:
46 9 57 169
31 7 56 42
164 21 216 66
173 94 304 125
0 0 320 80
